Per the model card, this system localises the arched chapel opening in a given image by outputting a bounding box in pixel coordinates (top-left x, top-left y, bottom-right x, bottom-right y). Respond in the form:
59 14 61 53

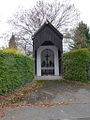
41 49 54 76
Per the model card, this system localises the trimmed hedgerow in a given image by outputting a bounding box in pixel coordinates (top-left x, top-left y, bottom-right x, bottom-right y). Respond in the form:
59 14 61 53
0 49 34 95
63 48 90 82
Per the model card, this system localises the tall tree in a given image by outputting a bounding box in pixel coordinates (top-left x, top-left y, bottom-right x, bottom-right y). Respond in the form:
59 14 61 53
8 0 79 53
69 21 90 50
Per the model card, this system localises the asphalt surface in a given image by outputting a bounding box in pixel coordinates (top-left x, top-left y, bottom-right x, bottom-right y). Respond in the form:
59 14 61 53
1 104 90 120
1 81 90 120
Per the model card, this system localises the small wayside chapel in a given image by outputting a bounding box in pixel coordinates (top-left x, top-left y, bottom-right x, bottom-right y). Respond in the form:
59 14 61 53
32 21 63 80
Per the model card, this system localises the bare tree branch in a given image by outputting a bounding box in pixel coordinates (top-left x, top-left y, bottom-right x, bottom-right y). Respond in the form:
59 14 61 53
8 0 79 54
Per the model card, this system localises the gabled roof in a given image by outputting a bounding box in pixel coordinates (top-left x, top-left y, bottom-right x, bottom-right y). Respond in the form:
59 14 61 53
33 21 63 53
32 21 63 40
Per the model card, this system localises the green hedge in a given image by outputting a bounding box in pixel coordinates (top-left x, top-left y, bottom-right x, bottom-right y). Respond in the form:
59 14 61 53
63 48 90 82
0 49 34 95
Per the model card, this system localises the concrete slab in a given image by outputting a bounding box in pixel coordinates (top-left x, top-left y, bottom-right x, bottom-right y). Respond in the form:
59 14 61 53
34 75 62 80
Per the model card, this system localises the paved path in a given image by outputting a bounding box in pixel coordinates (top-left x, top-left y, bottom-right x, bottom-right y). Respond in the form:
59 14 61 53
25 81 90 104
1 104 90 120
1 81 90 120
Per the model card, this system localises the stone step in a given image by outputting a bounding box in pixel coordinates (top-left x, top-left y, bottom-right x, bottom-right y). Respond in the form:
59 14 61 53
34 75 62 80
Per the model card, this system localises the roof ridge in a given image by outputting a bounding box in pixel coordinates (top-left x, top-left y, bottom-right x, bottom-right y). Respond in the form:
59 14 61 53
32 21 63 40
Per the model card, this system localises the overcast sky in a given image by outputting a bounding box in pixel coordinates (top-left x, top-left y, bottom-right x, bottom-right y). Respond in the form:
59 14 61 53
0 0 90 47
